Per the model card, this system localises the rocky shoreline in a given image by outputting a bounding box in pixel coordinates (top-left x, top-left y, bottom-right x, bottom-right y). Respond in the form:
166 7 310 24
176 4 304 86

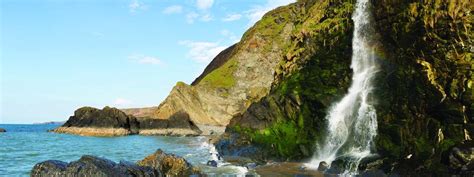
31 149 200 177
52 107 202 136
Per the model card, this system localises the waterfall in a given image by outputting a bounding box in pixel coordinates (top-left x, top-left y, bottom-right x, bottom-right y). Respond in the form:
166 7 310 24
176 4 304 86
310 0 379 173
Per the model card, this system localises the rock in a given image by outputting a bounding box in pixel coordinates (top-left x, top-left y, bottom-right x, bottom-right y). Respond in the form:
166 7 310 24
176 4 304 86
317 161 328 172
207 160 218 167
54 107 202 136
31 156 156 177
0 128 6 132
53 106 139 136
137 149 199 176
31 150 200 177
138 111 202 136
246 163 257 170
447 141 474 174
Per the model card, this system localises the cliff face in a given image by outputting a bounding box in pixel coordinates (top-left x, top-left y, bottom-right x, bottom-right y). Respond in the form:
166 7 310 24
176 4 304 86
124 3 301 127
217 0 473 175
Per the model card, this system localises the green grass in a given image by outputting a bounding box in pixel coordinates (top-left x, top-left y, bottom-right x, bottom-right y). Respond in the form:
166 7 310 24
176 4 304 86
200 58 238 89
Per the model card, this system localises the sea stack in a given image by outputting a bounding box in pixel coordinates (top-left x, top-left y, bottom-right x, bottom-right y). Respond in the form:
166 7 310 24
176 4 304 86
0 128 6 132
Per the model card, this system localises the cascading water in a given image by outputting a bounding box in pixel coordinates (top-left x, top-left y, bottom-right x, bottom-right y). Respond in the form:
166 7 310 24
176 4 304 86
310 0 379 173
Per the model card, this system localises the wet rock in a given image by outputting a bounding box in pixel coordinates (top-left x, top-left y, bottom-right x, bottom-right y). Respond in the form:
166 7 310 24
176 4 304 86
0 128 6 132
137 149 200 176
207 160 218 167
246 163 257 170
447 141 474 175
31 156 156 177
31 150 200 177
317 161 328 171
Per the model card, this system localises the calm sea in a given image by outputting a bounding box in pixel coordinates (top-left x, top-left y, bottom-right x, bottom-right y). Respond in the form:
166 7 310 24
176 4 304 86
0 124 250 176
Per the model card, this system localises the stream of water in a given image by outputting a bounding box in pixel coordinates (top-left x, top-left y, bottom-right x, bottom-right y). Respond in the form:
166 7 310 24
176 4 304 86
310 0 379 173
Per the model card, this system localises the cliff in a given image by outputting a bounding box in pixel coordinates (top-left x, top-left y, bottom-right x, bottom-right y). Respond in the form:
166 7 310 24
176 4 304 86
216 0 473 175
123 2 301 127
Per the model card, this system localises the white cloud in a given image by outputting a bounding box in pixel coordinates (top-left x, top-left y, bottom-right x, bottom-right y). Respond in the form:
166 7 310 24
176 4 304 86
129 0 147 13
196 0 214 10
129 55 162 65
163 5 183 14
245 0 295 25
186 12 199 24
114 98 132 107
222 13 242 22
179 40 227 63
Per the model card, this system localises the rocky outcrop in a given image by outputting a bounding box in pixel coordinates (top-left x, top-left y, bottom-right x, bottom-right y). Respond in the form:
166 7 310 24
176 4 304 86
217 0 472 175
138 111 202 136
0 128 6 132
31 149 200 177
54 107 201 136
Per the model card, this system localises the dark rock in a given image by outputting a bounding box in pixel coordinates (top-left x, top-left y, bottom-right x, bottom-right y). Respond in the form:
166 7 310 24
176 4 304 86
207 160 218 167
138 111 201 132
0 128 6 132
317 161 328 172
61 106 138 130
31 150 199 177
447 141 474 175
31 156 156 177
56 107 202 136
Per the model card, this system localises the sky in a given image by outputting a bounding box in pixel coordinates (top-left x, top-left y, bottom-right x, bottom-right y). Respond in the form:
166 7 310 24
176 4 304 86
0 0 295 124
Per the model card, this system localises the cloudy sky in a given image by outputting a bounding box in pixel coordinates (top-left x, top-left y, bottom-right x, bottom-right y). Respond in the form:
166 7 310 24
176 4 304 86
0 0 295 123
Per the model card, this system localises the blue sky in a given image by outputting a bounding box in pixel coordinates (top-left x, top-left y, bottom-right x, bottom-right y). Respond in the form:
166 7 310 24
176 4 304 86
0 0 295 123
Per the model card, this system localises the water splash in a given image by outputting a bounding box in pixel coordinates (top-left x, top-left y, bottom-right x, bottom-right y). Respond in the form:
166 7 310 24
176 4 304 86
310 0 379 173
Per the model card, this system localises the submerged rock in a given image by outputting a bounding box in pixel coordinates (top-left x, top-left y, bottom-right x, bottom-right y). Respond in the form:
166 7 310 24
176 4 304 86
0 128 6 132
31 149 199 177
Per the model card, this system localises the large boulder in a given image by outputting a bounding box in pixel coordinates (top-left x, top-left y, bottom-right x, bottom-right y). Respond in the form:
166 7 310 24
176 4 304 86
31 149 199 177
0 128 6 132
137 149 199 177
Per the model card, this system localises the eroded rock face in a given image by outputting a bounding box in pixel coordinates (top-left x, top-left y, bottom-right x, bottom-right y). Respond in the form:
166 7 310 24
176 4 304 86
218 0 472 175
31 150 199 177
54 107 201 136
123 2 298 127
0 128 6 132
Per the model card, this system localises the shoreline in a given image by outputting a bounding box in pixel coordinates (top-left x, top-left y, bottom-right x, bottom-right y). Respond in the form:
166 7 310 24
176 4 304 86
52 126 213 137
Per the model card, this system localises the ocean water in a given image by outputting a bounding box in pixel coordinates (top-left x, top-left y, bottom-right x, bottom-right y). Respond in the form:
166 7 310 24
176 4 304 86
0 124 249 176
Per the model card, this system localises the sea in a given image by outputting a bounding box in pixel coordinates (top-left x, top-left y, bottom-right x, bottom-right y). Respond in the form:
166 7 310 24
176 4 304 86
0 124 251 176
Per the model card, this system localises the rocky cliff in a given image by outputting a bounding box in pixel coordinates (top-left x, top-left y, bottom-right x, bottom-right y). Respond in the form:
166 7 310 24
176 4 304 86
54 106 201 136
123 3 302 127
216 0 473 175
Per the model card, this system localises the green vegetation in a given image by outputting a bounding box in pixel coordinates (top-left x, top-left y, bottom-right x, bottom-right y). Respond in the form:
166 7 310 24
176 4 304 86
200 58 238 89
